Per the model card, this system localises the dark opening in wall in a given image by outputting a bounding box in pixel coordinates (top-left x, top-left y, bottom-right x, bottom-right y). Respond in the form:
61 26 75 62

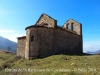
67 23 71 29
71 23 74 31
31 35 34 42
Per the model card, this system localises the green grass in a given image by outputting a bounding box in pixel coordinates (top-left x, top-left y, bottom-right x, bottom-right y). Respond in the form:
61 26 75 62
0 51 100 75
0 50 16 67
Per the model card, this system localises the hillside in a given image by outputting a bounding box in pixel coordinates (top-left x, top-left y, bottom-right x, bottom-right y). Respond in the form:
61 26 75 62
0 36 17 52
0 51 100 75
0 50 16 67
86 50 100 54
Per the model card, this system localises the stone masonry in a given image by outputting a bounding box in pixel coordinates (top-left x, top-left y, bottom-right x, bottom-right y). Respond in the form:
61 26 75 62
17 13 83 59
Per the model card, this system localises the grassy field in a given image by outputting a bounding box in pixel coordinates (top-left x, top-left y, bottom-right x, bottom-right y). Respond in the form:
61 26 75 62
0 50 16 67
0 50 100 75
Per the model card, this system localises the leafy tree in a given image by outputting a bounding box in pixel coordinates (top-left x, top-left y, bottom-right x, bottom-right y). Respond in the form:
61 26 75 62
7 46 11 52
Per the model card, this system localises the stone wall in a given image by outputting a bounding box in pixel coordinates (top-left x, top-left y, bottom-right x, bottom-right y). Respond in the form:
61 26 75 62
29 28 40 58
28 27 82 58
17 37 26 57
36 14 57 28
53 28 82 54
29 27 54 58
25 29 30 59
17 14 83 59
63 19 82 36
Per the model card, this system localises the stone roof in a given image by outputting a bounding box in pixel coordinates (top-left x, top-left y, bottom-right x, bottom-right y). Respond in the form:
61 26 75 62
17 36 26 39
25 13 82 36
63 19 82 26
25 24 81 36
35 13 57 25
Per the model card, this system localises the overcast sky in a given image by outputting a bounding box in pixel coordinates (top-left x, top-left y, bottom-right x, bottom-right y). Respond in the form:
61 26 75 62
0 0 100 52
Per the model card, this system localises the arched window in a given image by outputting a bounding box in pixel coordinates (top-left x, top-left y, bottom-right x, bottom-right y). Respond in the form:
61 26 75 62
67 23 71 29
71 23 74 31
31 35 34 42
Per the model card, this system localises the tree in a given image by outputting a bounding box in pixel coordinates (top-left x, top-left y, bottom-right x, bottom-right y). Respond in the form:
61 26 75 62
7 46 11 52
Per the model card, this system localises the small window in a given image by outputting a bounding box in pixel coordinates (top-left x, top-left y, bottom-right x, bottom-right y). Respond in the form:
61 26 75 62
71 23 74 31
31 35 34 42
67 24 71 29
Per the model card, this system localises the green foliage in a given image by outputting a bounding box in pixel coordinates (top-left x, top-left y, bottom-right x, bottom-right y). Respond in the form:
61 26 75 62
0 52 100 75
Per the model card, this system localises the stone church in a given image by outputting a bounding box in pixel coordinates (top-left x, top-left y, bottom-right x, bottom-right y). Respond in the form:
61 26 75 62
17 13 83 59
